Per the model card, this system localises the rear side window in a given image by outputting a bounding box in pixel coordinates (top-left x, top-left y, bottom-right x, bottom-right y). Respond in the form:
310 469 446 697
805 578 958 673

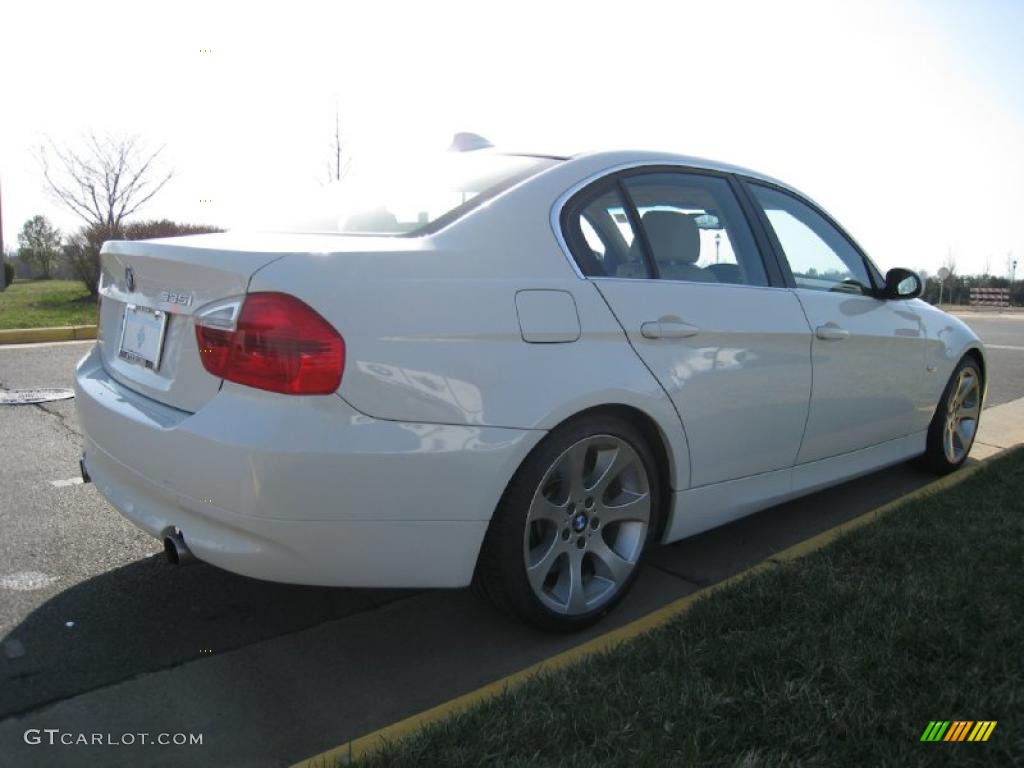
564 185 643 278
563 171 768 286
749 184 873 294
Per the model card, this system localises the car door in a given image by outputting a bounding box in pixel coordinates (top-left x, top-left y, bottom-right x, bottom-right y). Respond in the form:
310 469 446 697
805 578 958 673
561 169 813 488
744 181 926 464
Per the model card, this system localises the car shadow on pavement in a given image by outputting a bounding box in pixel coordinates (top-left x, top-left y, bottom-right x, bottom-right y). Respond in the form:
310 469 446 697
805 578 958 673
648 459 951 586
0 554 416 719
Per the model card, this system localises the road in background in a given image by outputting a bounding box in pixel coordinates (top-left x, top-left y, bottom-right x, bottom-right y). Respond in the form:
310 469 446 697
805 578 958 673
949 313 1024 408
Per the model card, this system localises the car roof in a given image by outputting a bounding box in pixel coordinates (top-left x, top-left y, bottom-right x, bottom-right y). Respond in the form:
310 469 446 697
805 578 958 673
497 148 800 199
502 148 819 215
569 149 791 187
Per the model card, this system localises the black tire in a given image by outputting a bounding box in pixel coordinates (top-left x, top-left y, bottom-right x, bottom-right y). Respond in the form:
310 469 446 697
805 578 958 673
474 412 661 632
919 356 983 475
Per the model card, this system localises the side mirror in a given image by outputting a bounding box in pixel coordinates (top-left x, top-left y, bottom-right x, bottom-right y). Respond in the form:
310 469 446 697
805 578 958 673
881 268 922 300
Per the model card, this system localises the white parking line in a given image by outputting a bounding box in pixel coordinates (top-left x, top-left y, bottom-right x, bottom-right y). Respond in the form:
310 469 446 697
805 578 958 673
952 312 1024 321
985 344 1024 352
0 571 60 590
50 477 84 488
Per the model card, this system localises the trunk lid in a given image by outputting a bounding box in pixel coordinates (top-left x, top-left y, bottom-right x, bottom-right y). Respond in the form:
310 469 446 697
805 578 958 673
97 234 288 412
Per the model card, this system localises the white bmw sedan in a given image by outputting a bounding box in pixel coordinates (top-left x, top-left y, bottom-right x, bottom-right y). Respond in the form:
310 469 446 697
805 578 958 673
76 148 985 630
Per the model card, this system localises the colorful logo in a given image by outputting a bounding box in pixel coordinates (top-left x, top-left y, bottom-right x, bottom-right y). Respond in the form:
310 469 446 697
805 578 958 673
920 721 997 742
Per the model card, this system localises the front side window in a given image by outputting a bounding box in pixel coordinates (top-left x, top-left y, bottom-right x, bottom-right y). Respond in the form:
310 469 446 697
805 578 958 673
563 171 768 286
748 183 873 294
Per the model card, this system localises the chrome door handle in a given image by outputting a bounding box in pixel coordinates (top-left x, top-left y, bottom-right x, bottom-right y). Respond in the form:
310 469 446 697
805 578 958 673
815 324 849 341
641 320 699 339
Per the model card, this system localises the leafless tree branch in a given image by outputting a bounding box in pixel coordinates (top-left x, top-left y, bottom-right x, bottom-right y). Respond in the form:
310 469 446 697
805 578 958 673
327 104 350 183
36 133 174 231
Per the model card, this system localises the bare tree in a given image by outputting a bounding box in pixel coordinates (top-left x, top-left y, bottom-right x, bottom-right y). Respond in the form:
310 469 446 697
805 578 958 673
38 133 174 296
325 105 351 183
37 133 173 231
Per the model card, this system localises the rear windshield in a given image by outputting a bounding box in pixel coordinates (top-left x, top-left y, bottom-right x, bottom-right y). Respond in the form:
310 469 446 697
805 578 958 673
281 152 560 236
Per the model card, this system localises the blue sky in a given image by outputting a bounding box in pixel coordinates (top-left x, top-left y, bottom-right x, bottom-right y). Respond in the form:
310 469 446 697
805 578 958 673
1 0 1021 277
924 0 1024 118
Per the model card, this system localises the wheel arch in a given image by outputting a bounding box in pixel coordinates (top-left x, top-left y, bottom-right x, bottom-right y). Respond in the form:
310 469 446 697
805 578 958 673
486 402 677 546
574 404 675 542
933 344 987 420
962 345 987 400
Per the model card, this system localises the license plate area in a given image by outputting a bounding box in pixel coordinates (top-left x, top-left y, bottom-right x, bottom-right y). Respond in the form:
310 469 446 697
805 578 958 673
118 304 168 371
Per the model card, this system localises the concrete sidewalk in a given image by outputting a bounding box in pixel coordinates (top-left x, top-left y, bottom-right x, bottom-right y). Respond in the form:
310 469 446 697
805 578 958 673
971 395 1024 459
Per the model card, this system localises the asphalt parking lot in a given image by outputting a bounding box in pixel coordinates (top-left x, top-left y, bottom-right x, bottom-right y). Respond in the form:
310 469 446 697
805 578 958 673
1 312 1022 767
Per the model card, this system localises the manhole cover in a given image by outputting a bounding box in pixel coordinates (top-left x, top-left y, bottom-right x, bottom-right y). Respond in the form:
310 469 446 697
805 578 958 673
0 388 75 405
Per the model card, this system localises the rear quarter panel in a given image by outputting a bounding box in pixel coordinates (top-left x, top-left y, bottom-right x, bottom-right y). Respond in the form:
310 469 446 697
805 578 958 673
247 251 691 490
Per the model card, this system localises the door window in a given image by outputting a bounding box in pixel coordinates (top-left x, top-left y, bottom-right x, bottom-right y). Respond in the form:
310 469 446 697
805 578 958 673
620 173 768 286
748 184 873 295
563 172 769 285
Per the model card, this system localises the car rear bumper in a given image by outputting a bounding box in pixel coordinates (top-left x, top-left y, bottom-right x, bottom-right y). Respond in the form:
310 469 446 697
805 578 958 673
74 345 543 587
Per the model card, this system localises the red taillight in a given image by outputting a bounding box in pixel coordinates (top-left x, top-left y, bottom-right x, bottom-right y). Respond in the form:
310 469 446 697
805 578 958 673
196 293 344 395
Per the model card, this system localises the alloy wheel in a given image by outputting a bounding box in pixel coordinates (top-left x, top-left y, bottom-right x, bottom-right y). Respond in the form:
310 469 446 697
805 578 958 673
943 367 981 464
522 434 650 615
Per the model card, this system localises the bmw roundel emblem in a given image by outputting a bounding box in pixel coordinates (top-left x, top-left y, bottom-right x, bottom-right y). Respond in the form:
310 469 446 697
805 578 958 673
125 266 135 292
572 513 588 533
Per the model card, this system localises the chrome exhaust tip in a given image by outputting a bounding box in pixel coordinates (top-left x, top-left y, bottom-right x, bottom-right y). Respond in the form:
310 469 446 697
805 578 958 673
163 530 196 566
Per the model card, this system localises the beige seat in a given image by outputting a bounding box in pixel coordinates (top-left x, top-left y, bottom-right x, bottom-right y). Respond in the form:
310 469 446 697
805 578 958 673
616 210 715 282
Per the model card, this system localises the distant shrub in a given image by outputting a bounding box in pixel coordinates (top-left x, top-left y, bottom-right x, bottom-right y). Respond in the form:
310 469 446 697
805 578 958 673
120 219 223 241
17 215 63 279
65 220 222 297
3 260 14 288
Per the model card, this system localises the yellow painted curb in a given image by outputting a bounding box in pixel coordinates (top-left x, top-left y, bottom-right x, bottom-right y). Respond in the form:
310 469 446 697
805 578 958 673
767 459 989 564
294 452 1002 768
298 561 776 768
0 325 97 344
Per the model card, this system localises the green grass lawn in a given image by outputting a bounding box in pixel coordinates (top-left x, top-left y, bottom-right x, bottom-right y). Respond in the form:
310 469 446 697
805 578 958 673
0 279 96 329
348 449 1024 767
